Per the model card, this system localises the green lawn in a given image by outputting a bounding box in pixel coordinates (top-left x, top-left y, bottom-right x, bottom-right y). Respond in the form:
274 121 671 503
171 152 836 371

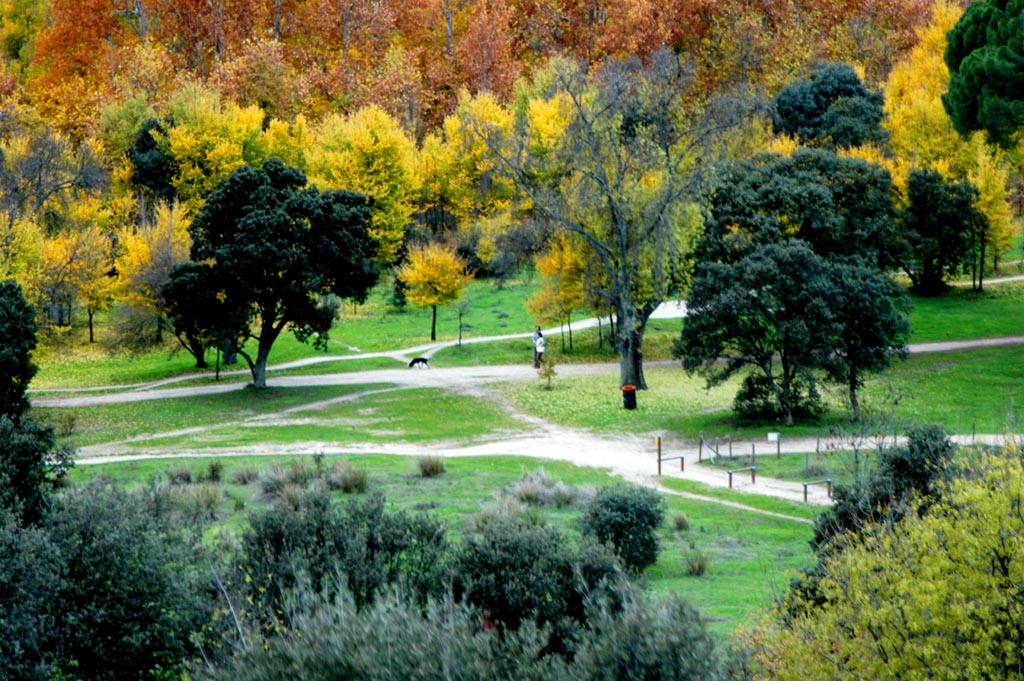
908 282 1024 343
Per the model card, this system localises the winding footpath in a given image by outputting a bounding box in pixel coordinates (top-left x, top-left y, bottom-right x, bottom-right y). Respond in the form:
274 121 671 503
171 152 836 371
31 300 1024 524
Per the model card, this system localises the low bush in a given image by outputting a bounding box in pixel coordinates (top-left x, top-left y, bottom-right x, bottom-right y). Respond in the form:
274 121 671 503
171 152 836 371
237 492 449 615
685 551 711 577
232 467 260 485
453 514 622 651
204 460 224 483
508 469 579 508
167 466 193 485
579 484 665 572
416 455 446 478
325 462 368 494
672 511 690 533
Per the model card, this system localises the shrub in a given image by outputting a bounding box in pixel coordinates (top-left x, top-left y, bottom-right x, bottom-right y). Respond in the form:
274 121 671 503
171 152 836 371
571 587 723 680
171 483 222 522
453 514 622 650
195 586 558 681
508 469 579 507
205 460 224 483
232 467 260 485
685 551 711 577
284 460 318 486
579 484 665 572
166 466 193 485
416 455 446 478
237 492 449 615
259 465 288 498
43 483 213 680
0 415 73 524
672 511 690 533
325 462 368 494
0 510 61 680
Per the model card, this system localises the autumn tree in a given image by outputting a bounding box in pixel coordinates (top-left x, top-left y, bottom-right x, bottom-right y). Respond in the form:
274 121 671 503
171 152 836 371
527 232 585 351
469 50 746 389
114 200 191 349
0 123 107 234
884 0 972 180
398 242 472 341
308 105 419 265
158 83 265 207
165 159 379 388
883 0 1018 284
750 448 1024 680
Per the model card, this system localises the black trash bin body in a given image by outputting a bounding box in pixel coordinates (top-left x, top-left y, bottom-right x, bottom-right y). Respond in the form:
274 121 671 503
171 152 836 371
622 384 637 410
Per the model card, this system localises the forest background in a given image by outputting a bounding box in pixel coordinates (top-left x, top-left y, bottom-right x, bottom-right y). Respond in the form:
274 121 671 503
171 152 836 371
1 0 1019 369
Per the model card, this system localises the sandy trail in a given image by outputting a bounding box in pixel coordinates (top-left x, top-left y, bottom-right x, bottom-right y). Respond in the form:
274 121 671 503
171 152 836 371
39 301 1024 523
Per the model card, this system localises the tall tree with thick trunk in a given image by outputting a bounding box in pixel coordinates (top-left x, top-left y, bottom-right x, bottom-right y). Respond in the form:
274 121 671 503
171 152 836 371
467 49 749 389
166 159 379 388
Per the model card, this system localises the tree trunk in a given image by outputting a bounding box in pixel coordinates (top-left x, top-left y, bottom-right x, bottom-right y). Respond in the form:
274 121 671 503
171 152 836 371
88 309 95 343
849 370 861 423
615 301 652 389
251 342 273 388
430 304 438 341
978 238 986 292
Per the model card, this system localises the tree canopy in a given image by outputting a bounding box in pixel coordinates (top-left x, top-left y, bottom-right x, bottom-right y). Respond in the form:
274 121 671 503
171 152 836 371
772 62 889 150
677 241 840 427
0 279 38 418
944 0 1024 149
471 49 746 389
165 158 379 388
397 242 472 341
751 447 1024 680
897 167 987 295
697 148 898 268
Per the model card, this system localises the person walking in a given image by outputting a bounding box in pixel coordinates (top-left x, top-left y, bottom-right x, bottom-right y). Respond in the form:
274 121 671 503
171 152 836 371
534 331 546 367
532 325 542 367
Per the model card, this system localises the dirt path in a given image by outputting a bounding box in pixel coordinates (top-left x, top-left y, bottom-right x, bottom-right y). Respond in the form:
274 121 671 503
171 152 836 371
36 302 1024 524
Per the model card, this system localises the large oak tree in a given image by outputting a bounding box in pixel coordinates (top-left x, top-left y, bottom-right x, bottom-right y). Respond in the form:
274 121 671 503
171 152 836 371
165 158 379 388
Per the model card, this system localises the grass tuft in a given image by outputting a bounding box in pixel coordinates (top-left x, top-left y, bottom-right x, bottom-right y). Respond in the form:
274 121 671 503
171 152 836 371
416 455 447 478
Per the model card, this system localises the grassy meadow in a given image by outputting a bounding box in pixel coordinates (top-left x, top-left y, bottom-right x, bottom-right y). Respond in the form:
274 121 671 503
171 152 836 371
25 272 1024 634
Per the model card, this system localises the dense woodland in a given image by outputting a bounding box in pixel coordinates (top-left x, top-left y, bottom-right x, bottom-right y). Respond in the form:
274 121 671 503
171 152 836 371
5 0 1024 678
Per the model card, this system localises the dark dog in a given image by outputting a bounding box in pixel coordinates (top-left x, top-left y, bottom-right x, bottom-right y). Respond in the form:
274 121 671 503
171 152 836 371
408 357 430 369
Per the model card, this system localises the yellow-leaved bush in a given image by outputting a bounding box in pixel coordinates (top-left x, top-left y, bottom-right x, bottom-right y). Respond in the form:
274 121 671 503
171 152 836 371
745 446 1024 680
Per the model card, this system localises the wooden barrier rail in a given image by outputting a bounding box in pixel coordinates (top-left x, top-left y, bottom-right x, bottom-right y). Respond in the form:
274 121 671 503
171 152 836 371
656 436 684 475
728 466 756 488
802 479 833 502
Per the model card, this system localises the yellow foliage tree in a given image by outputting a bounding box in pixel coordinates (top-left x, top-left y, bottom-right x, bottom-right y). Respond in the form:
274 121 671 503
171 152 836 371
446 92 515 212
884 0 971 175
397 242 472 341
308 105 419 265
160 83 266 207
0 216 43 299
115 200 191 318
746 448 1024 680
39 221 113 341
969 145 1016 273
527 232 585 350
883 0 1018 274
